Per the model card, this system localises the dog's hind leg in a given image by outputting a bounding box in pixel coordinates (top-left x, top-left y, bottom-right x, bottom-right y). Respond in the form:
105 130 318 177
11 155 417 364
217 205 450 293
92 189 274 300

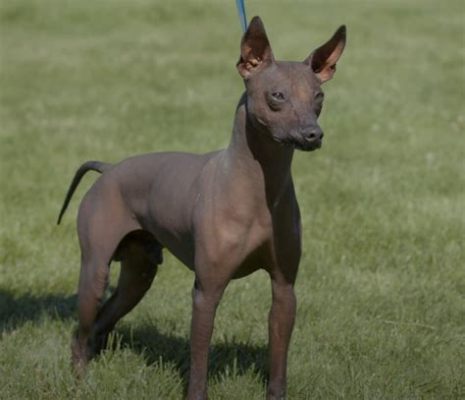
71 190 141 377
71 253 112 378
91 231 162 353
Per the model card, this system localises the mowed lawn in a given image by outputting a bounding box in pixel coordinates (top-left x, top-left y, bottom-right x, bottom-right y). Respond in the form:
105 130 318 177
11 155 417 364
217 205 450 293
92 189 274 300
1 0 464 398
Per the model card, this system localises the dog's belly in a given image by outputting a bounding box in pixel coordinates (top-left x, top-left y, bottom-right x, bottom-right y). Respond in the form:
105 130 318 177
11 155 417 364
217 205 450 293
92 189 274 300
141 216 272 278
152 227 196 270
231 250 267 279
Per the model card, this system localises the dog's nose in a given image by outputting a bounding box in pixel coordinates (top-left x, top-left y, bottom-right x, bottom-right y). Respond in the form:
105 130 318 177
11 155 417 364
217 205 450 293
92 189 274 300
304 127 324 141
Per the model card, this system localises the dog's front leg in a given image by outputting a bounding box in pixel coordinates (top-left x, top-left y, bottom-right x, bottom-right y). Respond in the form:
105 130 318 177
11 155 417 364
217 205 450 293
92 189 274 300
267 280 297 400
186 277 226 400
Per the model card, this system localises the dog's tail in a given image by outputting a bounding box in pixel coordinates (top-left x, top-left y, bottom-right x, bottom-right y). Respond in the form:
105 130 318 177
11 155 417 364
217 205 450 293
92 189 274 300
57 161 111 225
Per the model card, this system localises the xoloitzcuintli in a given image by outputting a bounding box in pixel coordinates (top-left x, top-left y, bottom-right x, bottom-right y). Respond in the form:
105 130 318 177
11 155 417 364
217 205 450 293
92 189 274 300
57 16 346 400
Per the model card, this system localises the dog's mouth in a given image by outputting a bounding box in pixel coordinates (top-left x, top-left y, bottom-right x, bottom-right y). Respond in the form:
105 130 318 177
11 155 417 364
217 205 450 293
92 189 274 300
273 136 322 152
295 137 322 152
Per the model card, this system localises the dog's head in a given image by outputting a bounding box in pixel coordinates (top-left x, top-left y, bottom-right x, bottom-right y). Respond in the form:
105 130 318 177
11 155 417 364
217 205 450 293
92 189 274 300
237 17 346 151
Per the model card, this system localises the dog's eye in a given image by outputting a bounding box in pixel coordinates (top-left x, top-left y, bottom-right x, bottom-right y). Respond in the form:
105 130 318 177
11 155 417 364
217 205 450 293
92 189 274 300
314 92 324 117
271 91 286 102
314 91 324 101
267 91 286 111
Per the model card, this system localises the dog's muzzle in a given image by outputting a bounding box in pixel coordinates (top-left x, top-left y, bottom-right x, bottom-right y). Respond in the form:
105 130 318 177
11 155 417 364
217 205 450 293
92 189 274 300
293 127 324 151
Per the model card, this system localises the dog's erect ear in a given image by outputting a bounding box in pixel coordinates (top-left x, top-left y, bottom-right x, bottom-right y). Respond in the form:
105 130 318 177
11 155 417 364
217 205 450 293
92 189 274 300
237 16 275 79
304 25 346 83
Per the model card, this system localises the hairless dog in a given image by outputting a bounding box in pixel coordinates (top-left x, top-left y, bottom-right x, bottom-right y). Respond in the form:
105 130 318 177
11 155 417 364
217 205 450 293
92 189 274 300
58 16 346 400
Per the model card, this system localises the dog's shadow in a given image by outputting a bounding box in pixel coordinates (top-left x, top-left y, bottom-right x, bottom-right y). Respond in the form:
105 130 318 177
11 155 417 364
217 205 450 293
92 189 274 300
116 324 268 388
0 290 268 388
0 290 77 333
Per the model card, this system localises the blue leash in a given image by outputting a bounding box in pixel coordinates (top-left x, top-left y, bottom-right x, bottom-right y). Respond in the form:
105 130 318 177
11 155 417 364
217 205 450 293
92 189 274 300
236 0 247 32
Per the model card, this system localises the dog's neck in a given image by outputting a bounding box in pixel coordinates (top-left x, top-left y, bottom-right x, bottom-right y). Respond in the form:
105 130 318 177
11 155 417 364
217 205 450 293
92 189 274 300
226 93 294 205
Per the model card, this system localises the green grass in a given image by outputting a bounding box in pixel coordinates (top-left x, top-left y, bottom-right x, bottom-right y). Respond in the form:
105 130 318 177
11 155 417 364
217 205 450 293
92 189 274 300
1 0 464 398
